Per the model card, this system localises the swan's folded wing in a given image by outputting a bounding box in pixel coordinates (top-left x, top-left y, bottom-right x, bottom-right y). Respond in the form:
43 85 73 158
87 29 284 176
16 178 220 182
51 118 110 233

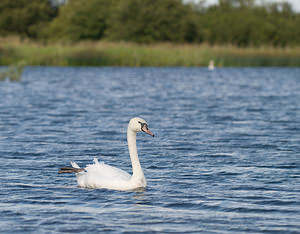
85 161 131 181
76 159 132 189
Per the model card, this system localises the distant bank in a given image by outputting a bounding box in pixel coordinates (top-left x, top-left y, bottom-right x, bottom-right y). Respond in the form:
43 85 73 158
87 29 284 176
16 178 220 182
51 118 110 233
1 37 300 67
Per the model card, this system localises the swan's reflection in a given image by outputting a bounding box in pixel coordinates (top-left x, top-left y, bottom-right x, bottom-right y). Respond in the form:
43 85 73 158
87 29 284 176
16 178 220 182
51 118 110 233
131 187 158 207
132 187 146 205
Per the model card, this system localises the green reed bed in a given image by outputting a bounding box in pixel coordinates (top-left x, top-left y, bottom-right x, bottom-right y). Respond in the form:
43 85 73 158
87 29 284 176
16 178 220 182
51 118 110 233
0 61 26 81
1 38 300 67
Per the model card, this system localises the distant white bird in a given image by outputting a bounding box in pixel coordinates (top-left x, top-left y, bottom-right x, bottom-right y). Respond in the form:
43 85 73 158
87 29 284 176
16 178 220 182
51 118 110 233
208 60 215 70
59 117 154 191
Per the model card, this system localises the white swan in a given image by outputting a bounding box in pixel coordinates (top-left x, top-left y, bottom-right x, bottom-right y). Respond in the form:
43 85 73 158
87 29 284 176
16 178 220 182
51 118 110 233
59 117 154 191
208 59 215 71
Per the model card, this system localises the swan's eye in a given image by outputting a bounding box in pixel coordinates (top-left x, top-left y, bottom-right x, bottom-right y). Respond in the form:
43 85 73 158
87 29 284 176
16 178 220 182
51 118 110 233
138 121 148 131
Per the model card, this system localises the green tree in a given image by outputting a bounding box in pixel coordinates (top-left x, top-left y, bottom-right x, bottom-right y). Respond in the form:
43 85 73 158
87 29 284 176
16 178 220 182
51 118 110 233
49 0 116 41
106 0 199 43
0 0 56 39
197 0 299 47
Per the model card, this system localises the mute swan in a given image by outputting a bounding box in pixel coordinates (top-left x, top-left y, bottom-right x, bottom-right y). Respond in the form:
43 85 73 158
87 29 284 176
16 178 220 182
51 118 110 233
58 117 154 191
208 60 215 70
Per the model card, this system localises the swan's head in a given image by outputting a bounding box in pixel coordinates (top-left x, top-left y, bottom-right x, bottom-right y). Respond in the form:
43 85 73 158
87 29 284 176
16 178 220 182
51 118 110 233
129 117 154 137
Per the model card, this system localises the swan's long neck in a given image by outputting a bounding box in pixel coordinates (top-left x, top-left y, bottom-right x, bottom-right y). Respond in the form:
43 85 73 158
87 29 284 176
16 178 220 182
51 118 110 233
127 127 144 180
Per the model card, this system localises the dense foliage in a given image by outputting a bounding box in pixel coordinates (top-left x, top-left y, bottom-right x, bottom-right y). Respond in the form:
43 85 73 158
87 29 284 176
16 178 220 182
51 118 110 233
0 0 300 46
105 0 199 43
49 0 116 41
0 0 56 39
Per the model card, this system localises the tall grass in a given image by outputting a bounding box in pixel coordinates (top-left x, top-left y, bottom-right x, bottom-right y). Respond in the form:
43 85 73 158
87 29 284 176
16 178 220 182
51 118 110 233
1 37 300 67
0 61 26 81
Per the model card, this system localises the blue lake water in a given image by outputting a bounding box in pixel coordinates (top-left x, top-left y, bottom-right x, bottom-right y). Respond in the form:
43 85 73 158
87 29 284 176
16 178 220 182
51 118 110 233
0 67 299 233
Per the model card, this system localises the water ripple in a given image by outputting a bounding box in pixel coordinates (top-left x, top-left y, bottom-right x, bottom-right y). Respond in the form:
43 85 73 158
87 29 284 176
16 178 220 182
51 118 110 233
0 67 299 233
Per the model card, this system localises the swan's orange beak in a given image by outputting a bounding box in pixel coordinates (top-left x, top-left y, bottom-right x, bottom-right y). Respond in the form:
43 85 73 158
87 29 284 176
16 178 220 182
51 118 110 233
142 124 154 137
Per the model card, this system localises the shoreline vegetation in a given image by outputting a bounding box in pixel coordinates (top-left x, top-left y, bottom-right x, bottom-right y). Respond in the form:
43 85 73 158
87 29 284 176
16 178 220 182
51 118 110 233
1 1 300 67
1 37 300 67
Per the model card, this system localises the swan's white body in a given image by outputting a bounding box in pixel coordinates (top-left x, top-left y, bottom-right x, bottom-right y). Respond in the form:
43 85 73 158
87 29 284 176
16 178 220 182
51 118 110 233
208 60 215 70
65 117 153 191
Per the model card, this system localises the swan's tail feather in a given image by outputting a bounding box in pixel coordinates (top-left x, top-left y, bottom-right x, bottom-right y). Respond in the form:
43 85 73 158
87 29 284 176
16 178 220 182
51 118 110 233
58 167 84 174
71 161 80 169
58 161 84 174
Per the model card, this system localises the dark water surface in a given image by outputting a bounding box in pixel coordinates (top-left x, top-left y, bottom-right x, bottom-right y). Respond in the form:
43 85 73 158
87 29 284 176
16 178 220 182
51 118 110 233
0 67 299 233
